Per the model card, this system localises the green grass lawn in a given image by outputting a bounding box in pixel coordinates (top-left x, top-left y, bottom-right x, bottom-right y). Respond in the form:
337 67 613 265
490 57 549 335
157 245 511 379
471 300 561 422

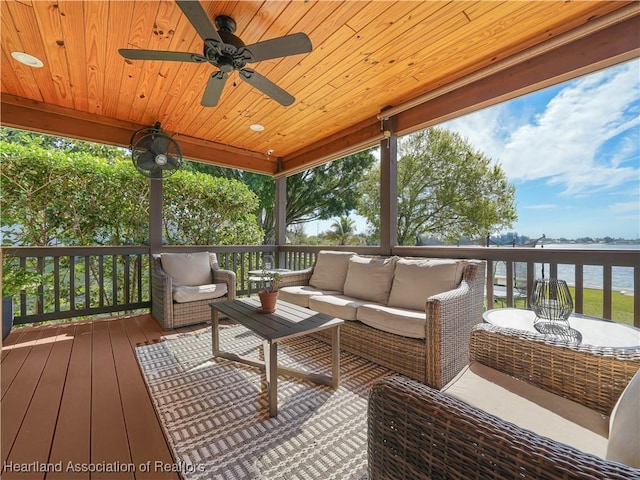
490 287 635 327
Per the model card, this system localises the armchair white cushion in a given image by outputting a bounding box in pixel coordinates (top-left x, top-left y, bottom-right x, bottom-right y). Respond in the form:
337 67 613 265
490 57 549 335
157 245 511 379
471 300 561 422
151 252 236 329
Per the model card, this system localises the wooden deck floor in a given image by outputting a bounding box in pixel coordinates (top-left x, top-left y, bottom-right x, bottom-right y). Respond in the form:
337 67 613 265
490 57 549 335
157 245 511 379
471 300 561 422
1 314 209 480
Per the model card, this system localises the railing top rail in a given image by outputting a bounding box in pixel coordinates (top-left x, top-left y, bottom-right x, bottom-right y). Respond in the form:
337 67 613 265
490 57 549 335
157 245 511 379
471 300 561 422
2 245 151 257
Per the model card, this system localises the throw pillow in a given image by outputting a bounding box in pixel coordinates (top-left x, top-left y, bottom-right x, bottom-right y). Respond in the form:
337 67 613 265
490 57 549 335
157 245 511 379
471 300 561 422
309 250 356 292
343 256 398 304
387 258 465 311
160 252 212 286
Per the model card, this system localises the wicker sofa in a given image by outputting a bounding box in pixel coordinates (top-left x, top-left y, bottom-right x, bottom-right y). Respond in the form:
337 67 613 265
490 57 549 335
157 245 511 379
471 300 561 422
278 251 485 389
368 324 640 480
151 252 236 329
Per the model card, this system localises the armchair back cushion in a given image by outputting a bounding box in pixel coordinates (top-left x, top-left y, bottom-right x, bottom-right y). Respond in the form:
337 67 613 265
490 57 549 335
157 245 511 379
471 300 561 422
343 256 398 304
160 252 213 286
606 368 640 467
387 258 465 311
309 250 356 292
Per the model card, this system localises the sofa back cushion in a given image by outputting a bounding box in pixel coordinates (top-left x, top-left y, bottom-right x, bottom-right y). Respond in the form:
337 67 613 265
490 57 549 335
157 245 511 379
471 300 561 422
387 258 465 311
343 256 398 304
309 250 356 292
606 368 640 468
160 252 213 286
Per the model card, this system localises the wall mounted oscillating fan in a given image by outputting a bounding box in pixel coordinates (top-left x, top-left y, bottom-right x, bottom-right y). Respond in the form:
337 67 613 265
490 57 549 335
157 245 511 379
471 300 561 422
130 123 182 180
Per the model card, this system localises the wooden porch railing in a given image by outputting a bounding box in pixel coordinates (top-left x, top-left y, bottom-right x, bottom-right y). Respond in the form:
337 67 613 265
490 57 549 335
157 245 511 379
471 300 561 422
3 244 638 327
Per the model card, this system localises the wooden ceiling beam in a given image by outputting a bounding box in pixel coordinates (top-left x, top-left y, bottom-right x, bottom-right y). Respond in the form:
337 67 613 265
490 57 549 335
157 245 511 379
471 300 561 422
0 93 275 174
392 14 640 135
279 117 383 177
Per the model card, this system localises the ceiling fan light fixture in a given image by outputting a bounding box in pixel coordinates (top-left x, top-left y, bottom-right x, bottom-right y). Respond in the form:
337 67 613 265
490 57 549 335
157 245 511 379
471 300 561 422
250 124 265 132
11 51 44 68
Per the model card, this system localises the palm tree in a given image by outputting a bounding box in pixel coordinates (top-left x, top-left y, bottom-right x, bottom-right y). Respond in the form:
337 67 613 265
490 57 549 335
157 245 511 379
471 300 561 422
324 215 363 245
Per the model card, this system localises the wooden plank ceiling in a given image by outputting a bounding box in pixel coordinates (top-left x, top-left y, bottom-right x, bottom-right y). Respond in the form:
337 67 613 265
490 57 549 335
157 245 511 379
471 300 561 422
1 1 639 176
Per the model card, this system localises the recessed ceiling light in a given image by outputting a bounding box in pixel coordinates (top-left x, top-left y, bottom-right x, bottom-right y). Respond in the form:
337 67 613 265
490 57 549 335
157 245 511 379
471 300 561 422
11 51 44 68
250 124 264 132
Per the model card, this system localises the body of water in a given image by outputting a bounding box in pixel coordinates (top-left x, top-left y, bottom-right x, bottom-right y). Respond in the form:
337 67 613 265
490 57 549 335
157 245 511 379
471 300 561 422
493 243 638 292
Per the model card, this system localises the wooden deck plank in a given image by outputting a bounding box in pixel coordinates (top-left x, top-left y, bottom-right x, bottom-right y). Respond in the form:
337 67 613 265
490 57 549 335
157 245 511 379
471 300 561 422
1 325 60 465
47 322 93 480
90 319 134 480
3 324 76 480
1 327 47 398
111 318 179 480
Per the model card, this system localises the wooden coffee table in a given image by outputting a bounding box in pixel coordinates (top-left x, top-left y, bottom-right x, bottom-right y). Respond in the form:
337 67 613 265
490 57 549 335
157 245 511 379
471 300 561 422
210 297 344 417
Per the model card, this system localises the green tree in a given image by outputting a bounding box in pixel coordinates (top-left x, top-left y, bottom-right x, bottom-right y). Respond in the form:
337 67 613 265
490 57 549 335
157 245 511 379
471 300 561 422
184 149 376 243
0 137 262 246
323 215 363 245
358 128 517 245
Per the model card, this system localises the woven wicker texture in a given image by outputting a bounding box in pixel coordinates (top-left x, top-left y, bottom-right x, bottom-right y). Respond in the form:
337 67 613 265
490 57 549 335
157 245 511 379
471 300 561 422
136 325 394 479
151 253 236 329
368 325 640 480
312 259 485 389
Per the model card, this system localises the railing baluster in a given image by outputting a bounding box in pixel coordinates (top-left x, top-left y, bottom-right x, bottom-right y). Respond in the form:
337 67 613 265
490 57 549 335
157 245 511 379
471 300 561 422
124 255 131 306
575 265 584 314
99 255 105 307
54 256 61 313
70 256 76 312
112 254 118 307
37 256 45 315
603 265 612 319
84 255 91 310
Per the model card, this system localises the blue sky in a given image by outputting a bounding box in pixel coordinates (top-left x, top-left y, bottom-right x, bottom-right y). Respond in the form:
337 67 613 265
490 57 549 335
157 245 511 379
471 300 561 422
307 59 640 240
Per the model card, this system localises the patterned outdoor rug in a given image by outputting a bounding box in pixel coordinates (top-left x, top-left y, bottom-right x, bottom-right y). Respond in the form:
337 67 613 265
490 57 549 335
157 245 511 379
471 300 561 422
136 324 394 480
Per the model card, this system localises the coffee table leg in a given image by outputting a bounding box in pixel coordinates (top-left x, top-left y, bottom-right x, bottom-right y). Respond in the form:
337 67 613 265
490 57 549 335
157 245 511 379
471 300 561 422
331 325 341 388
211 309 219 356
263 339 278 417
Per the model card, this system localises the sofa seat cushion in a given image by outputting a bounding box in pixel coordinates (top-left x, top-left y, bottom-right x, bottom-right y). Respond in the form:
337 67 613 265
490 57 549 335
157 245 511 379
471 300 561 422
442 362 609 458
387 258 465 311
161 252 213 286
343 256 398 304
357 304 426 339
172 283 227 303
278 286 341 308
606 368 640 468
309 250 356 292
308 295 367 321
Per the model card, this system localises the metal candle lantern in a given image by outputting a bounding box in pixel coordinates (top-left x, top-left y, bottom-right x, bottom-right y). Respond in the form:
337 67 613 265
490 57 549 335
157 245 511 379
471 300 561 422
530 278 574 334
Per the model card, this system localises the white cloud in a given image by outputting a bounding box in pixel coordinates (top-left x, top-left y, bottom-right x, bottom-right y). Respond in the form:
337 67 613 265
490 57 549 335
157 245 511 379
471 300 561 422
523 204 558 210
609 201 640 214
442 60 640 196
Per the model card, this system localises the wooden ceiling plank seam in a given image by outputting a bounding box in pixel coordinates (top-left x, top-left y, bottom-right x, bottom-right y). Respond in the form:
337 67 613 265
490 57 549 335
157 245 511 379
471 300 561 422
407 1 602 85
199 1 367 143
139 4 205 128
290 2 580 142
31 1 74 109
128 1 187 125
2 0 57 103
114 0 162 120
83 0 110 115
155 1 265 134
210 2 370 151
101 0 136 118
390 1 635 110
57 1 89 112
245 0 460 151
0 49 29 99
392 15 640 136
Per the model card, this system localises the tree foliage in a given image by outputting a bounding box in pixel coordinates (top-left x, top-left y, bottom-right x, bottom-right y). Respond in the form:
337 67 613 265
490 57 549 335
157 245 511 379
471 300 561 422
0 135 262 246
358 128 517 245
184 149 376 243
323 215 363 245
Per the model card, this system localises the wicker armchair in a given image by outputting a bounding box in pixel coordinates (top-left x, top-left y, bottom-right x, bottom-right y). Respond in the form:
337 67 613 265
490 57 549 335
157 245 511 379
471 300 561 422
368 324 640 480
151 252 236 330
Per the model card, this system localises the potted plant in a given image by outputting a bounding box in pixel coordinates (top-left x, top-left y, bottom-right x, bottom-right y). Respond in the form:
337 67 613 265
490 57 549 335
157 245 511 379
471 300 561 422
257 269 282 314
2 261 41 340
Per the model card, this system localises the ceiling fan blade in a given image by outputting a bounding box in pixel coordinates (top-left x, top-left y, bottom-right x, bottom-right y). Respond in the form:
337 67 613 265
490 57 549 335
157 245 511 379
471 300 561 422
119 49 206 63
239 69 295 107
201 71 228 107
175 0 222 44
136 151 156 170
161 155 181 170
242 33 312 63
